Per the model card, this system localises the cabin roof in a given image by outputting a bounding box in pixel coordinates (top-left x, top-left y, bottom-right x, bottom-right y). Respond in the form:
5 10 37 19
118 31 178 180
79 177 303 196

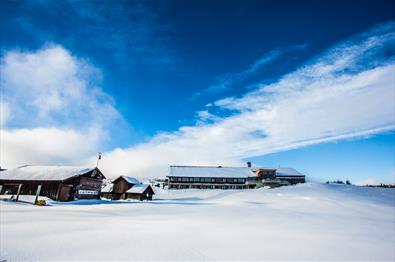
118 176 140 185
276 168 304 177
0 165 99 181
126 184 152 194
169 166 255 178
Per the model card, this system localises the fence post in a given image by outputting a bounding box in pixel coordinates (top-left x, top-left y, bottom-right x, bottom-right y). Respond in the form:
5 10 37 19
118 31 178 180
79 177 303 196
15 184 22 202
34 185 42 205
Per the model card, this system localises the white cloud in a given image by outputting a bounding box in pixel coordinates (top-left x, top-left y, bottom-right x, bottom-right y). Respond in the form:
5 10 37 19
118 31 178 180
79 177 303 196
96 22 395 178
0 45 122 169
0 128 101 168
0 45 120 129
197 44 306 96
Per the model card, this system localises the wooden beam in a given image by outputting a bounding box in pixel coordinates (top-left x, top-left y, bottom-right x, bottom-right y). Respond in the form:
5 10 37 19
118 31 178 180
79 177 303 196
15 184 22 202
56 184 62 201
34 185 42 205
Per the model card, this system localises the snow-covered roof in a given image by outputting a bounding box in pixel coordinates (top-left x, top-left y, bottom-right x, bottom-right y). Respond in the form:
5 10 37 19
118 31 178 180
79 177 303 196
169 166 256 178
126 184 151 194
276 168 304 177
101 183 114 193
119 176 140 185
0 165 96 181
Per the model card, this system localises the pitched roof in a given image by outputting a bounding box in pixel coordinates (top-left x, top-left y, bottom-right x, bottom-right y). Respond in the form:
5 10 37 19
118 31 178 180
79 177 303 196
169 166 255 178
119 176 140 185
0 165 97 181
126 184 151 194
276 168 304 177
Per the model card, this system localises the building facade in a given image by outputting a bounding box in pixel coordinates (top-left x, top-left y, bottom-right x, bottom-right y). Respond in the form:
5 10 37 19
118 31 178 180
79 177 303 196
0 165 106 201
275 168 306 185
167 166 257 189
168 165 306 190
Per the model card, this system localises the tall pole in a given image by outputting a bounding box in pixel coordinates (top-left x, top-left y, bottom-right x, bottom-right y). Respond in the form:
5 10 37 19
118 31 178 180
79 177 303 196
96 152 102 168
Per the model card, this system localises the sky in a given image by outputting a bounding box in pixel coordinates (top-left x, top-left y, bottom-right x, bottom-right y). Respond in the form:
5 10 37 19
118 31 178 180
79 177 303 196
0 0 394 184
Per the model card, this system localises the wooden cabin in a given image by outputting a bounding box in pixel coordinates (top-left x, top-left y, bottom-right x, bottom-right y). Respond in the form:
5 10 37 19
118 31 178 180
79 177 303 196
100 176 154 201
125 184 155 201
167 166 257 189
0 165 106 201
111 176 140 200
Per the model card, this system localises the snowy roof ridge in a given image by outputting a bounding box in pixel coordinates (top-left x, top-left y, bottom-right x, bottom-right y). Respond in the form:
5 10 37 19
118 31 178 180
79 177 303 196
120 176 140 185
126 184 150 194
276 168 304 177
170 165 249 168
169 166 255 178
0 165 97 181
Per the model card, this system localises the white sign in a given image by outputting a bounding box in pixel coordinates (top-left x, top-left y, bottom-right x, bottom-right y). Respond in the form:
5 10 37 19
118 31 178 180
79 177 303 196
78 190 99 195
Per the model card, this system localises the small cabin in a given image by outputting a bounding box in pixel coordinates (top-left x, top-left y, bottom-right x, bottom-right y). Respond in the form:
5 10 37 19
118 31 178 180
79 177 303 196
126 184 155 201
0 165 106 201
111 176 140 200
101 175 154 201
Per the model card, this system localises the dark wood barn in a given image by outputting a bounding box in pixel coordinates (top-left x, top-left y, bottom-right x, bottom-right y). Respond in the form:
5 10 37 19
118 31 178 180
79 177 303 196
0 165 106 201
110 176 140 200
100 176 154 201
125 184 155 201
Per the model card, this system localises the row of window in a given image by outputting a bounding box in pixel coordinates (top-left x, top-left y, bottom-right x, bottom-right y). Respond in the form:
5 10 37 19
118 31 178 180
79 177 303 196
169 184 248 189
169 177 246 183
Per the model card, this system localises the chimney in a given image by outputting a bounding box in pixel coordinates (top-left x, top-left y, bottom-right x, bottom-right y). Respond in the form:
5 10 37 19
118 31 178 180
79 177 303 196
247 162 252 168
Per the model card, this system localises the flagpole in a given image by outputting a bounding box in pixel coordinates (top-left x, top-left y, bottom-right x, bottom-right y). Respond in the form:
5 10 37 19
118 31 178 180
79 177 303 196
96 152 101 168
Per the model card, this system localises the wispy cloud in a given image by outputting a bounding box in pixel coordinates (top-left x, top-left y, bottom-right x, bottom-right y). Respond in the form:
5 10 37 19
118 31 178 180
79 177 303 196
194 44 306 97
95 21 395 178
17 1 176 67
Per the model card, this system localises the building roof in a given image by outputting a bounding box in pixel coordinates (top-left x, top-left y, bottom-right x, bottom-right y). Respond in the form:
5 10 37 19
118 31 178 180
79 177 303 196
126 184 151 194
276 168 304 177
169 166 256 178
119 176 140 185
0 165 97 181
101 183 114 193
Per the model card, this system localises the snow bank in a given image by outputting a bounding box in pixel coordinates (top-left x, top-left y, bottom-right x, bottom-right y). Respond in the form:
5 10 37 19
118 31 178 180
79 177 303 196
0 183 394 261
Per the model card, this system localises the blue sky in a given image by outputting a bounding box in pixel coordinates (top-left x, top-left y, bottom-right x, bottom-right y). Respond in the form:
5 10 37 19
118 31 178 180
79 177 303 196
0 0 394 183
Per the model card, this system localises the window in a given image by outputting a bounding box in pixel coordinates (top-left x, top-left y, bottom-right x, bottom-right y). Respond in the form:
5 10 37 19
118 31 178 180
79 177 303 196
181 177 189 182
193 177 200 182
237 178 245 183
226 178 233 183
215 178 222 183
204 177 211 183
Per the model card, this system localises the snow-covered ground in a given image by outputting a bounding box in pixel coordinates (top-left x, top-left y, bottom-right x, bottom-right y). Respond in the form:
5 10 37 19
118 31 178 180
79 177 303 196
0 183 394 261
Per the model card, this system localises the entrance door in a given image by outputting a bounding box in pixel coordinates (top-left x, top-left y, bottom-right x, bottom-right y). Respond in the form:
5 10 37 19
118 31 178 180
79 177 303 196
57 184 73 201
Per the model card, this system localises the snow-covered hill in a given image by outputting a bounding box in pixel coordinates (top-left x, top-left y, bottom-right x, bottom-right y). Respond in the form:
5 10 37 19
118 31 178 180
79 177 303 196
0 183 394 260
